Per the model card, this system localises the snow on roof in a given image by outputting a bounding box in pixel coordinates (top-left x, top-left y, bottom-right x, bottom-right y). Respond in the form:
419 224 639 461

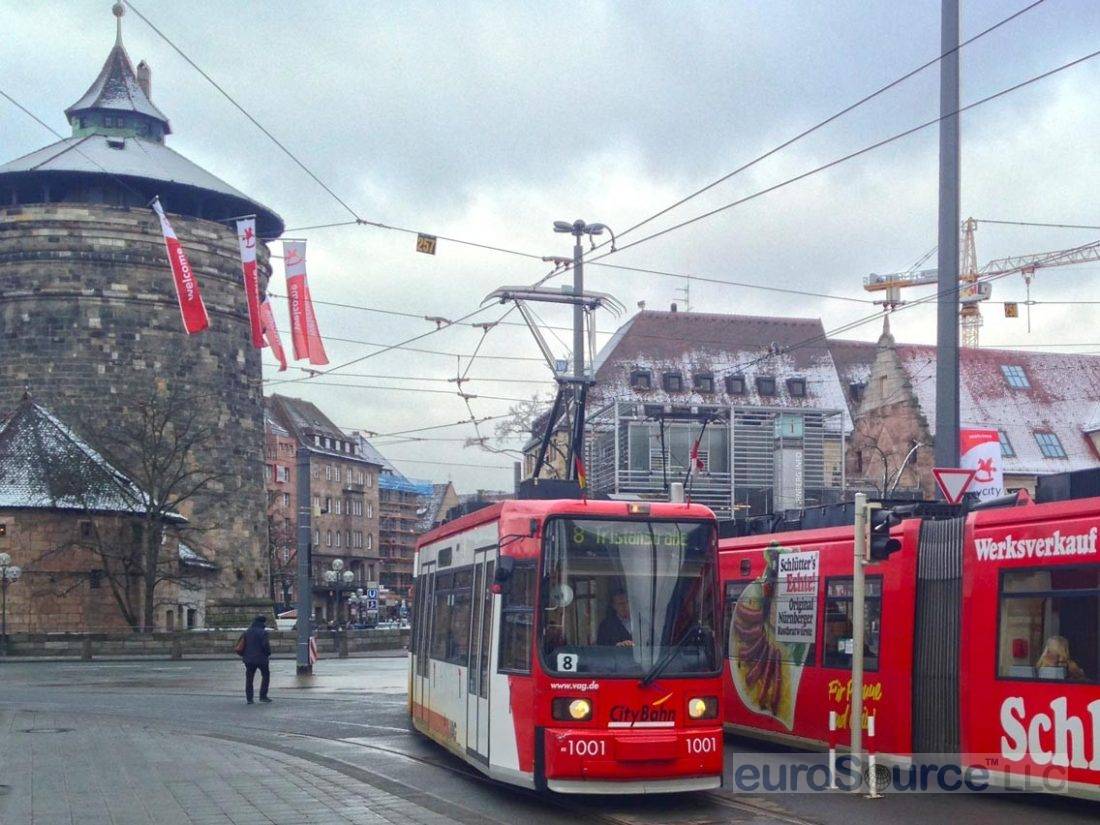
0 396 162 516
354 434 399 474
267 395 379 465
591 310 850 425
415 483 452 533
65 38 170 129
263 410 290 438
0 135 266 209
896 345 1100 475
178 542 217 570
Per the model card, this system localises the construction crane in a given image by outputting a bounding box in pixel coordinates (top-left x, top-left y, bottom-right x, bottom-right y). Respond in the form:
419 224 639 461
864 218 1100 347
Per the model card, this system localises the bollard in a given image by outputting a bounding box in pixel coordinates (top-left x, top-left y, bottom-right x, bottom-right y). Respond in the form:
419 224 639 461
866 713 881 799
828 710 838 790
170 636 183 661
81 636 93 661
339 628 349 659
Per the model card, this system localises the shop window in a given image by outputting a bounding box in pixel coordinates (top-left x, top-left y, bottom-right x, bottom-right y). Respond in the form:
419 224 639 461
822 577 882 671
499 562 536 673
997 566 1098 683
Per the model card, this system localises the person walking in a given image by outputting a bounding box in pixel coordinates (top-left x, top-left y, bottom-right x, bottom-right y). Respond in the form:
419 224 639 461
240 615 272 704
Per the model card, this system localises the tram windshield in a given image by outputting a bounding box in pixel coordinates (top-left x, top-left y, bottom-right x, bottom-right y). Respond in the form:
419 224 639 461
540 518 719 677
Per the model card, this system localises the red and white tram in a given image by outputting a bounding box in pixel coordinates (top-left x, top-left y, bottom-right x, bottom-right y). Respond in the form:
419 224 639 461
719 492 1100 798
410 498 724 794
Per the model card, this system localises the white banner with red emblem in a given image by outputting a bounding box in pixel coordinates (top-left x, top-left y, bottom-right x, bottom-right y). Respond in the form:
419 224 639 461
961 427 1004 500
260 298 288 371
151 197 209 334
235 218 264 348
283 241 329 366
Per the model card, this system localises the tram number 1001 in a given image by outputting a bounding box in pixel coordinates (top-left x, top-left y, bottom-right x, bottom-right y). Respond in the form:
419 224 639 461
687 736 718 755
564 739 607 757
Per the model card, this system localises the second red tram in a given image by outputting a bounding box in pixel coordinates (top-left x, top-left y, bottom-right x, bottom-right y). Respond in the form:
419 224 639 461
410 498 724 794
719 493 1100 798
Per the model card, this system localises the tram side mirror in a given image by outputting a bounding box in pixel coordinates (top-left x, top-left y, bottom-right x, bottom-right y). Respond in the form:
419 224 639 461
494 556 516 585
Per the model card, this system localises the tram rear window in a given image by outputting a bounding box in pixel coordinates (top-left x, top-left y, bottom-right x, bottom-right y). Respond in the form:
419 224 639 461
997 565 1099 683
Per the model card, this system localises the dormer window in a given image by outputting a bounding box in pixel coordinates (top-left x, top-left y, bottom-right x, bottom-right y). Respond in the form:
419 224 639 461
662 372 683 392
786 377 807 398
756 376 777 396
1034 430 1067 459
1000 364 1030 389
630 369 652 390
725 374 746 395
693 373 714 393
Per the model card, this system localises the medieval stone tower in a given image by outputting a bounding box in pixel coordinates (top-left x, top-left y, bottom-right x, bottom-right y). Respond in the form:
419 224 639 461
0 4 285 624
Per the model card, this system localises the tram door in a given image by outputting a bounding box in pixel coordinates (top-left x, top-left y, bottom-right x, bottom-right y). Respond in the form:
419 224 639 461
414 563 435 723
465 549 494 760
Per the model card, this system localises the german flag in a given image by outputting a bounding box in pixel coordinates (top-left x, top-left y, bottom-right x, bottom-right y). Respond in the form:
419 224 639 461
574 454 587 490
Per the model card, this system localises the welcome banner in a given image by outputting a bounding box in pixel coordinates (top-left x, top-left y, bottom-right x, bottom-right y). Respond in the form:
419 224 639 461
282 240 329 365
235 217 264 348
151 197 209 334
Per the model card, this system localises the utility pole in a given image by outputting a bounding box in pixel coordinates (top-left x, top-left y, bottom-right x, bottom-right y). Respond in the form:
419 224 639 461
934 0 961 473
295 443 313 674
571 222 585 388
851 493 867 787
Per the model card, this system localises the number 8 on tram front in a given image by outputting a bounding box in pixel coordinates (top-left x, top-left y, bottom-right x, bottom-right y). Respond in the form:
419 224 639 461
410 498 724 793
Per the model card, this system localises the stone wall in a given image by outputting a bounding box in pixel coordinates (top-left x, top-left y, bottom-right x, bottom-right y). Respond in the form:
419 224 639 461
0 203 272 622
3 627 409 659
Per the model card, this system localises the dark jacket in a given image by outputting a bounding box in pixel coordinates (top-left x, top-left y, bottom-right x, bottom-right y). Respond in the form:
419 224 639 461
241 619 271 666
597 614 632 646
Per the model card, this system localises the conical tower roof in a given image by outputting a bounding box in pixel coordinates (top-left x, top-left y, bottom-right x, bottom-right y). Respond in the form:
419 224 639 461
64 2 170 135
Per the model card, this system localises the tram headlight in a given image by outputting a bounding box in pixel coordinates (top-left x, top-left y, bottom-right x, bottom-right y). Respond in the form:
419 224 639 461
552 697 593 721
687 696 718 719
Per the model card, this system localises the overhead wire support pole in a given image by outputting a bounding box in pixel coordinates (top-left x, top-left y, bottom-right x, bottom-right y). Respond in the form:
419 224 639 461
295 442 313 675
935 0 962 474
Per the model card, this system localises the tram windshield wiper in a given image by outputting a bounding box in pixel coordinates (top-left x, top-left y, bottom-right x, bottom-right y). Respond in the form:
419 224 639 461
639 623 709 687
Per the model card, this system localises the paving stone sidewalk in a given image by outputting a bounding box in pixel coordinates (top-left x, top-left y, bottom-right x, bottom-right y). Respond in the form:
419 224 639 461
0 710 451 825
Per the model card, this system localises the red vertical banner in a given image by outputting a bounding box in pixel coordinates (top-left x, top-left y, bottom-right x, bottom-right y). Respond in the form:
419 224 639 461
260 298 287 371
235 218 264 348
151 197 209 334
283 240 329 366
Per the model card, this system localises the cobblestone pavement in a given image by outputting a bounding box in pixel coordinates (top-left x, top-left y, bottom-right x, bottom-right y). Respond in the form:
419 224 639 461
0 710 456 825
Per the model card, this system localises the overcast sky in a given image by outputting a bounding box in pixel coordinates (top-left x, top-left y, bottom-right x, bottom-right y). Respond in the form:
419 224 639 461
3 1 1099 491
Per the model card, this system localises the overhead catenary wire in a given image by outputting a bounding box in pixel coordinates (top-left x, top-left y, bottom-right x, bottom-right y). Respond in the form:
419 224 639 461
975 219 1100 231
580 0 1049 259
577 48 1100 267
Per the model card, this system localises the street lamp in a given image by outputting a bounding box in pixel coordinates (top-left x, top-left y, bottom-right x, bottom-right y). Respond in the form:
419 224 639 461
0 552 23 659
322 559 356 627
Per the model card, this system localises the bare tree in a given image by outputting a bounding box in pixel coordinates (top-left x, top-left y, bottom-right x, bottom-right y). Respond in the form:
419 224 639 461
267 513 296 608
82 382 229 632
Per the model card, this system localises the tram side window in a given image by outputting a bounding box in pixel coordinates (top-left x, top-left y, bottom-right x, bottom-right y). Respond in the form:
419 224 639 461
468 564 484 693
997 566 1098 683
448 568 473 666
822 577 882 671
417 572 435 677
480 560 495 696
499 561 535 673
430 572 454 660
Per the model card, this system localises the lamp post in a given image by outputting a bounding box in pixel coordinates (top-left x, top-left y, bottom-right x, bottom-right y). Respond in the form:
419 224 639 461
0 552 23 659
552 219 615 482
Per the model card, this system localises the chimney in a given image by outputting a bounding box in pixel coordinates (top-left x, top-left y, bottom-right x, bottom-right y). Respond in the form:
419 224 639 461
670 302 678 313
137 60 152 99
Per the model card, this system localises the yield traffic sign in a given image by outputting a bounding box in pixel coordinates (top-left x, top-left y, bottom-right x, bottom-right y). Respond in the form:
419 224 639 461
933 467 976 504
